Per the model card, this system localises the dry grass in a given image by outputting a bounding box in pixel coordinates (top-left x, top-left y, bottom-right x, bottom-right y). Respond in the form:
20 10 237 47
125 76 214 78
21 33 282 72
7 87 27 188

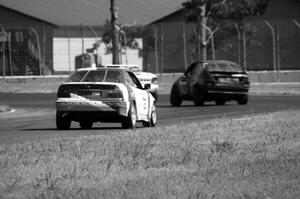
0 110 300 198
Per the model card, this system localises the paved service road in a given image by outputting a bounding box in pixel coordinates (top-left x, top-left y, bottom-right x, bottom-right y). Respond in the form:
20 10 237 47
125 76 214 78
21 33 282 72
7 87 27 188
0 93 299 140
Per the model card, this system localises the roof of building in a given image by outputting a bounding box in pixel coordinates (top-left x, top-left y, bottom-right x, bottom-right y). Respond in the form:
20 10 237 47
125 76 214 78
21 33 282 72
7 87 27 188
0 0 186 26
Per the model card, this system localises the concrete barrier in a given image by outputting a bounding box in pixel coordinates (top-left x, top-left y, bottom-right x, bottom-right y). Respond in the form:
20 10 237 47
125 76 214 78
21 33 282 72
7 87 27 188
248 71 300 82
157 71 300 84
0 71 299 94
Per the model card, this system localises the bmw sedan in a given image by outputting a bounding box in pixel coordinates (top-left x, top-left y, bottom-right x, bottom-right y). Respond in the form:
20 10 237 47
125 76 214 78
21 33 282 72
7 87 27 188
170 60 250 107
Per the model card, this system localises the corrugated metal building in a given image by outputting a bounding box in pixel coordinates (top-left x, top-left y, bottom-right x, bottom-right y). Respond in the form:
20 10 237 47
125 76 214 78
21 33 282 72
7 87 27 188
0 5 55 75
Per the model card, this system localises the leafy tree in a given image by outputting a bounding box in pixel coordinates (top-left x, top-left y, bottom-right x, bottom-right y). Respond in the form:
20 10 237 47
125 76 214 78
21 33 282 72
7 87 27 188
182 0 271 60
102 20 147 54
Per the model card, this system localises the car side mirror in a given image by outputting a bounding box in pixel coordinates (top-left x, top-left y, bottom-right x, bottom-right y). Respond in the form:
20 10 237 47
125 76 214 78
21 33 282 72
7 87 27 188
144 84 151 90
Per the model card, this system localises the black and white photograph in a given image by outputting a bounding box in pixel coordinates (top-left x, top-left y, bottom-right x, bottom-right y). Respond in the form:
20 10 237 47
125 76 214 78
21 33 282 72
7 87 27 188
0 0 299 198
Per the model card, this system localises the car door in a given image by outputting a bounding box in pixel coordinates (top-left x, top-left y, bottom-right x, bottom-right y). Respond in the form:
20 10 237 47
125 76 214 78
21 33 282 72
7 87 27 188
126 71 149 117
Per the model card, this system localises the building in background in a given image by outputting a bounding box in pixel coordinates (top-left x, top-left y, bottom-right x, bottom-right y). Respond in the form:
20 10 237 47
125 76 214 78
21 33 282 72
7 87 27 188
0 5 55 75
1 0 299 75
0 0 185 75
53 26 143 73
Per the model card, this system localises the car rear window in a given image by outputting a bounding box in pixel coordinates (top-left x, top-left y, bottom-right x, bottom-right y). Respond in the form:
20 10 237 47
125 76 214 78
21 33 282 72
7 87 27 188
66 71 88 82
206 63 243 72
66 70 122 83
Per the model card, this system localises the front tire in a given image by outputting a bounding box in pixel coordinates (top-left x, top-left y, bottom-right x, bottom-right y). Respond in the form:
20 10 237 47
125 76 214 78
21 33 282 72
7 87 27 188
170 85 182 107
56 111 71 130
151 91 158 101
215 100 226 106
79 121 93 129
143 103 157 127
122 103 137 129
237 95 249 105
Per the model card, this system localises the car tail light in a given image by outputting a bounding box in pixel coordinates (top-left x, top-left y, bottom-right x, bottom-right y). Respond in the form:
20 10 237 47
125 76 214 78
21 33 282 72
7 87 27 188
205 74 216 86
205 80 215 87
107 90 123 99
240 76 250 84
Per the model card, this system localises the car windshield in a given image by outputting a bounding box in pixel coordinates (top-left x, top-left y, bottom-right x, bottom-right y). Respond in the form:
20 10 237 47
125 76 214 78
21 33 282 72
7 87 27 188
206 62 243 72
66 70 122 83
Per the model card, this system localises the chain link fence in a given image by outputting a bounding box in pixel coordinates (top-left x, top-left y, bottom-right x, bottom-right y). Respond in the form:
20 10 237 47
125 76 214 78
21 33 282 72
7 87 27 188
144 19 300 76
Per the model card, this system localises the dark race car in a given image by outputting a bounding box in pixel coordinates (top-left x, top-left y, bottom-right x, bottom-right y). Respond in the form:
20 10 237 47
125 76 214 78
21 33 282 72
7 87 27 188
170 60 250 107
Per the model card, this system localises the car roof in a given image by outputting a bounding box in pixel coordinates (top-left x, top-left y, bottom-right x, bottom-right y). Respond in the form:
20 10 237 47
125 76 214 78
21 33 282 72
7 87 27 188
75 66 131 72
105 64 139 68
195 60 239 65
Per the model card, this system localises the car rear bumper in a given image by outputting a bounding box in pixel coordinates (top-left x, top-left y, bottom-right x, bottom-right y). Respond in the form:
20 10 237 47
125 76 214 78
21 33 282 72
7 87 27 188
207 90 248 95
56 98 128 117
205 89 248 101
204 84 249 100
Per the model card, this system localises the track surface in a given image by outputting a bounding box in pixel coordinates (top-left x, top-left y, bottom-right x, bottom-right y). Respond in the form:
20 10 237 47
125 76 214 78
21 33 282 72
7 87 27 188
0 93 299 140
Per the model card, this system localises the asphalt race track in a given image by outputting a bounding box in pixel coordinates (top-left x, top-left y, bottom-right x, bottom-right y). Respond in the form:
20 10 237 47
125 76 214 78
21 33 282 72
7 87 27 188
0 93 300 140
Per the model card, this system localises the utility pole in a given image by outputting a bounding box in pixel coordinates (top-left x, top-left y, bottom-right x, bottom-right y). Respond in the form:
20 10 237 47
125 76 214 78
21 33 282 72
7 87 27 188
111 0 120 64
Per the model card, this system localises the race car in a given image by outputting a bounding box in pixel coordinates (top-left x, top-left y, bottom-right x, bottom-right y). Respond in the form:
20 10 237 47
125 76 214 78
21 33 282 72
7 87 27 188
105 65 159 100
56 67 157 130
170 60 250 106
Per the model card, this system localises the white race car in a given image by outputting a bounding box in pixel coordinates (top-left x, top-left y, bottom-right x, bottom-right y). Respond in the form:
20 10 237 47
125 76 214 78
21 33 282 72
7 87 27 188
105 65 159 100
56 67 157 130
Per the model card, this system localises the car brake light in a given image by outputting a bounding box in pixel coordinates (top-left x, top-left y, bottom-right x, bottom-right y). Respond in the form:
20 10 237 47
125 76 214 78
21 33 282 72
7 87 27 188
205 77 216 86
206 81 214 87
107 90 123 99
240 77 249 83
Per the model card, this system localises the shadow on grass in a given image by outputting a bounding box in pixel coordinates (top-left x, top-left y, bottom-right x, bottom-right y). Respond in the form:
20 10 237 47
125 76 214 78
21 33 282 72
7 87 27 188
20 125 146 131
157 103 236 108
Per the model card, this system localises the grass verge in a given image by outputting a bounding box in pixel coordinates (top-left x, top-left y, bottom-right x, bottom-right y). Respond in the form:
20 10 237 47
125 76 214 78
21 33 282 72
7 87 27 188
0 110 300 198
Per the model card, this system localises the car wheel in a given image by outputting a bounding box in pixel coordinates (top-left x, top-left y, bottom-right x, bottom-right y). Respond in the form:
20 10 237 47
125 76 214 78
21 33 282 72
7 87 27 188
143 103 157 127
215 100 226 106
170 85 182 107
79 121 93 129
193 86 205 106
122 103 137 129
237 95 249 105
151 92 158 101
56 111 71 130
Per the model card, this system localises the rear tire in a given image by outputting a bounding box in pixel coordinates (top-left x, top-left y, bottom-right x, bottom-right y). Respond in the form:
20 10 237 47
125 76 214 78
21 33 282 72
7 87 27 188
79 121 93 129
56 111 71 130
215 100 226 106
193 86 205 106
122 103 137 129
170 85 182 107
143 103 157 127
237 95 248 105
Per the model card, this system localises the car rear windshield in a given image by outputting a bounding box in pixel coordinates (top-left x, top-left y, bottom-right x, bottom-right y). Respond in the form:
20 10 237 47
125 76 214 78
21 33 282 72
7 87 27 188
206 63 243 72
66 70 122 83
